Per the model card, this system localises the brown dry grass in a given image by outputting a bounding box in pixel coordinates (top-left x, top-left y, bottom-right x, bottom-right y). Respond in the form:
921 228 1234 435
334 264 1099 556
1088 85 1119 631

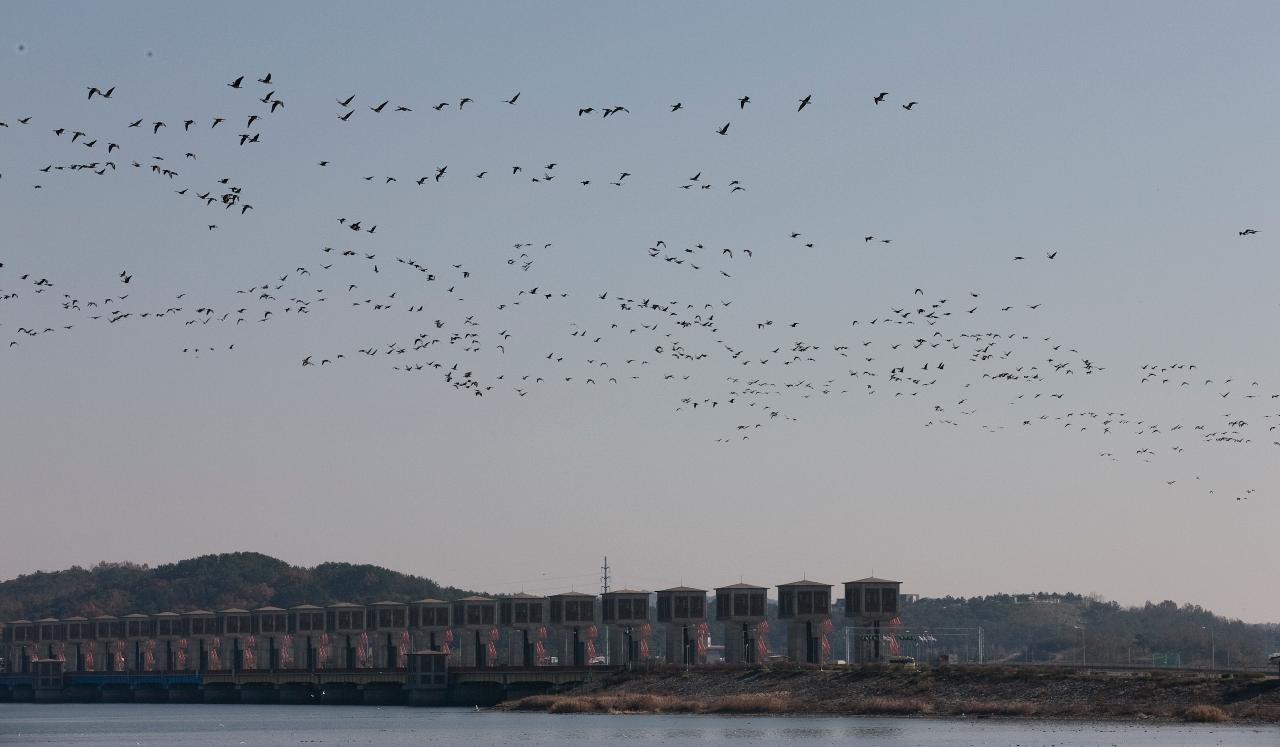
501 666 1280 724
1182 704 1230 723
508 692 801 714
506 694 1280 723
701 693 798 713
831 696 929 715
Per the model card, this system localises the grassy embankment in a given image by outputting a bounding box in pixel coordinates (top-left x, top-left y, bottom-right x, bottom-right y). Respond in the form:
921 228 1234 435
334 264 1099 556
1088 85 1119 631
502 664 1280 723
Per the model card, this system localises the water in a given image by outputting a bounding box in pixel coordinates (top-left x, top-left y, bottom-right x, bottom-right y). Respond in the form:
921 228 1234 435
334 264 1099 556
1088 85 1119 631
0 704 1273 746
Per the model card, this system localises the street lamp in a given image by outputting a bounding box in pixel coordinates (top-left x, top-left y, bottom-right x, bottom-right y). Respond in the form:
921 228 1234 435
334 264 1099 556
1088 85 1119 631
1073 625 1086 667
1201 625 1215 671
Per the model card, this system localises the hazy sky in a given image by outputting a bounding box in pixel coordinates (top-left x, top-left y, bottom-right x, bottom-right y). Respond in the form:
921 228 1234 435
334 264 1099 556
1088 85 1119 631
2 2 1277 622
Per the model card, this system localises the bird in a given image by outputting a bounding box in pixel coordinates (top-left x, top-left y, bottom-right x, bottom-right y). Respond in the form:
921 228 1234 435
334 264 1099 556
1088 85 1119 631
258 73 272 84
874 92 889 104
716 122 731 136
738 96 750 109
797 94 812 112
337 94 355 107
370 100 388 113
337 110 353 121
1046 251 1058 259
1238 228 1258 236
670 102 683 112
459 97 473 108
227 76 244 88
505 92 520 105
902 101 918 110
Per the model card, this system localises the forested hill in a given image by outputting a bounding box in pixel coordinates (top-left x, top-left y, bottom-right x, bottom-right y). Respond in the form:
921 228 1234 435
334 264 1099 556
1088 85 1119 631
901 593 1280 670
0 553 473 620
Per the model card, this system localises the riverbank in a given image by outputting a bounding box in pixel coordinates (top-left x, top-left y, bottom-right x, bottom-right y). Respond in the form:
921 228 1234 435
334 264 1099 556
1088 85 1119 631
501 665 1280 723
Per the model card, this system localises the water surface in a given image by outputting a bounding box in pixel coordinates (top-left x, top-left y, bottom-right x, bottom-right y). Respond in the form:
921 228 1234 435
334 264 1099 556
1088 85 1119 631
0 704 1274 746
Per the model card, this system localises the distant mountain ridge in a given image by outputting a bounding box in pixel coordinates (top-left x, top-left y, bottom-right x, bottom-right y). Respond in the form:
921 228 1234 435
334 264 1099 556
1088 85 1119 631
0 552 474 620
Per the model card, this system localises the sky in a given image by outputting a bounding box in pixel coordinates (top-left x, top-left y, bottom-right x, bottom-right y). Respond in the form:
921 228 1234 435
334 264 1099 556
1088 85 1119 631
1 2 1277 622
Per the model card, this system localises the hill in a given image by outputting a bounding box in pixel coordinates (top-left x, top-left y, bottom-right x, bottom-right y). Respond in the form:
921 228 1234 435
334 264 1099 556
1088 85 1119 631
898 593 1279 670
0 552 474 620
3 558 1276 672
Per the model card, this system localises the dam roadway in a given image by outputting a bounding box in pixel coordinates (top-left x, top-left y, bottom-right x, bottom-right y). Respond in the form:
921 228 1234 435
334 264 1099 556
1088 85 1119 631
0 664 612 706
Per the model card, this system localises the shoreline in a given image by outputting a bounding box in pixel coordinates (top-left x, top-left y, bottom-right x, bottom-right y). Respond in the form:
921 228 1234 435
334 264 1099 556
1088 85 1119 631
497 665 1280 724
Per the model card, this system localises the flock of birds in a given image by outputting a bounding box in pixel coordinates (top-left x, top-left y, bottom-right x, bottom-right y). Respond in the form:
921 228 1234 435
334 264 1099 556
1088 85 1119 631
0 74 1272 504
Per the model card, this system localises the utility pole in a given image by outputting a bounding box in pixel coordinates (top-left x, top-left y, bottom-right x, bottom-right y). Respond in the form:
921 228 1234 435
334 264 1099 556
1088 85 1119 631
601 557 610 664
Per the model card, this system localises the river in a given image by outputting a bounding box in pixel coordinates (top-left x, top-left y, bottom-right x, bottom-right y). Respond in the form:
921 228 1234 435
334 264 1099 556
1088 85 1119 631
0 704 1274 746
